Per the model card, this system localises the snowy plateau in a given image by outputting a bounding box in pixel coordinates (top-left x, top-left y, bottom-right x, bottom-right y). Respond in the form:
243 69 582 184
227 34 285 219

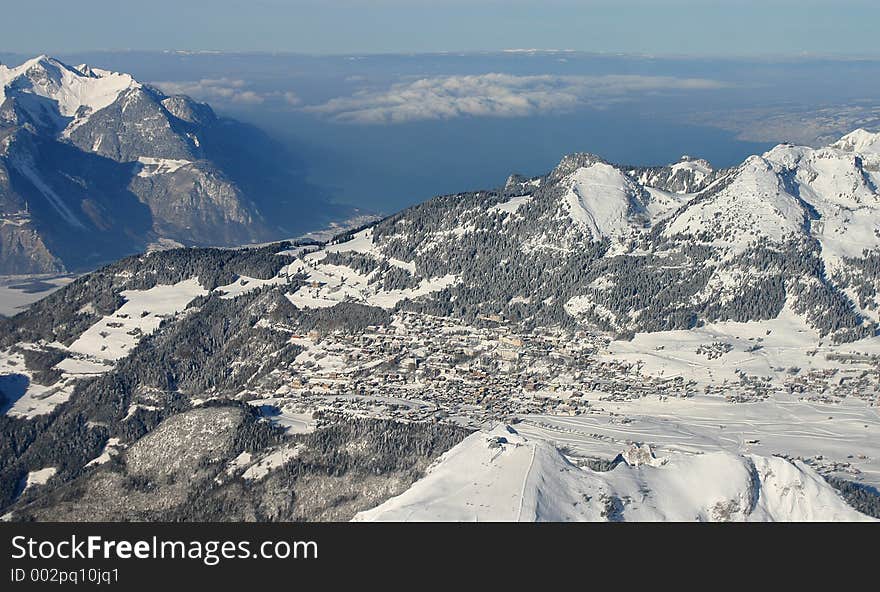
3 129 880 521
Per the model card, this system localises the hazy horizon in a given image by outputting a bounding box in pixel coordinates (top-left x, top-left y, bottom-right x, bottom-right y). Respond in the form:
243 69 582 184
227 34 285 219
3 49 879 215
3 0 879 57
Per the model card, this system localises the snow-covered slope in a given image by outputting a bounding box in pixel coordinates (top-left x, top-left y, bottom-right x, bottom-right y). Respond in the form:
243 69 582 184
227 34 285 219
67 278 207 361
832 128 880 155
0 55 137 132
286 228 459 310
560 163 648 240
761 139 880 271
355 425 874 522
662 154 807 253
660 131 880 263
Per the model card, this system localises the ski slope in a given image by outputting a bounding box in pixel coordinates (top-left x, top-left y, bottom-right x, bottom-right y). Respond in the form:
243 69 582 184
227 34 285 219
356 425 874 522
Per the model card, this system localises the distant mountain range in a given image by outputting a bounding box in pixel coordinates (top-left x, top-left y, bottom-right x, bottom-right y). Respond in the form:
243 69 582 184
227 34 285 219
0 55 357 274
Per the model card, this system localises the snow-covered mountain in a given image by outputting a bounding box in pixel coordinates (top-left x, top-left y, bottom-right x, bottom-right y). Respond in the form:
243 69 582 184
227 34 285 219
0 56 137 134
3 129 880 522
0 55 351 274
355 425 873 522
298 129 880 344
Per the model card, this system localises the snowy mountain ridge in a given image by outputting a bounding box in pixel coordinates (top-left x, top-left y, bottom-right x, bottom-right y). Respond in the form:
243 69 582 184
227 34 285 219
289 128 880 345
0 55 353 274
832 128 880 154
0 55 138 133
355 424 874 522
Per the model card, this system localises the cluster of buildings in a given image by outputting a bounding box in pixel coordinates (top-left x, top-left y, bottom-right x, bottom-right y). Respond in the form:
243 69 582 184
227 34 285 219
242 311 880 425
237 309 880 427
784 364 880 403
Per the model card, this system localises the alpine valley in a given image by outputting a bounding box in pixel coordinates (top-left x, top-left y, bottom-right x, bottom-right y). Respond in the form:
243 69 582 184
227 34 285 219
0 55 357 275
2 106 880 519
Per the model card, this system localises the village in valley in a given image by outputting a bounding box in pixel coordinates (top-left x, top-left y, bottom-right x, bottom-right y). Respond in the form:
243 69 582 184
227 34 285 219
246 309 880 429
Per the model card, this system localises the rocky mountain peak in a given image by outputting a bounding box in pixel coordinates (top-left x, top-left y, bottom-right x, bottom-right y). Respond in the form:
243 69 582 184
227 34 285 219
832 128 880 154
0 56 353 274
549 152 607 182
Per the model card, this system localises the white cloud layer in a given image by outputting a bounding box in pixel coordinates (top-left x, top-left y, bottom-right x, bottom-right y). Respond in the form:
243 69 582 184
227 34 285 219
303 73 730 123
154 78 265 104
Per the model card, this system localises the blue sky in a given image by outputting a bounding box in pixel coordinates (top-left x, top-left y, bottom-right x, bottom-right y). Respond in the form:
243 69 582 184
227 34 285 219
4 0 879 56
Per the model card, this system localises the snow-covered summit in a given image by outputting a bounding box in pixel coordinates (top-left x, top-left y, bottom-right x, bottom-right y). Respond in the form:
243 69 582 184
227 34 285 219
831 128 880 155
0 55 139 130
549 152 607 181
355 426 875 522
559 162 649 240
670 155 712 179
660 131 880 262
0 54 357 275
